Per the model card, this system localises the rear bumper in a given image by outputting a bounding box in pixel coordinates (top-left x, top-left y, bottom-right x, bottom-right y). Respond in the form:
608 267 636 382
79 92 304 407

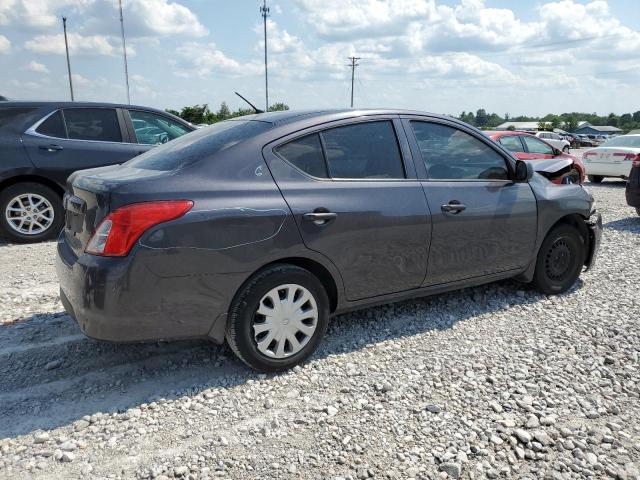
56 234 228 343
584 210 602 271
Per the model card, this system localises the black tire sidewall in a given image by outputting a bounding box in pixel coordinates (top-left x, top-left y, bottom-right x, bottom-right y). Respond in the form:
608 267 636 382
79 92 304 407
0 183 63 243
533 225 585 295
563 146 570 153
226 265 329 372
588 175 603 184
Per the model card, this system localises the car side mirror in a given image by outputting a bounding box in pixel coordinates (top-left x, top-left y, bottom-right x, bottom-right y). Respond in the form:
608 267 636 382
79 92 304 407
515 160 533 182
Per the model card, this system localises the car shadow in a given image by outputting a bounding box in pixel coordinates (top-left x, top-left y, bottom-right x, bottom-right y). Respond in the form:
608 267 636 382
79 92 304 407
0 278 566 439
604 216 640 233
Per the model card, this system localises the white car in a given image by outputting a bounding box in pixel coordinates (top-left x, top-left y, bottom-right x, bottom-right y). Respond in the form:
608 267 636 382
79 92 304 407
582 134 640 183
535 131 570 152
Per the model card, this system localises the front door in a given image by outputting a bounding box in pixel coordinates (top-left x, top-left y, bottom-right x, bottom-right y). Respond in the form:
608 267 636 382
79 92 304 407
404 118 538 285
264 118 432 301
22 107 137 186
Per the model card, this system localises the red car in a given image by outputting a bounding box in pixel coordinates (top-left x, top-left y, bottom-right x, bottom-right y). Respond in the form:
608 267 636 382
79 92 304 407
487 131 585 184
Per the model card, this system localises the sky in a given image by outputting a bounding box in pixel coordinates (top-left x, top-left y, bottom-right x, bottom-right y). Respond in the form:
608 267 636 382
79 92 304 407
1 0 639 117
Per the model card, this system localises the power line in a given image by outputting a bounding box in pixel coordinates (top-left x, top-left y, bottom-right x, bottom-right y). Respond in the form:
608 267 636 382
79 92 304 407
347 56 361 108
260 0 270 111
61 16 74 101
118 0 131 104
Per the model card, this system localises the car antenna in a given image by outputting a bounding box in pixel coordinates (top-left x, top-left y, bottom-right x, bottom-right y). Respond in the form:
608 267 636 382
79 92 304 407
235 92 264 114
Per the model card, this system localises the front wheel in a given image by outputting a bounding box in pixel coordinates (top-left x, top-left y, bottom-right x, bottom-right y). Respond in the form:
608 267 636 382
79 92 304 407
531 225 586 295
563 146 570 153
226 264 330 372
588 175 604 184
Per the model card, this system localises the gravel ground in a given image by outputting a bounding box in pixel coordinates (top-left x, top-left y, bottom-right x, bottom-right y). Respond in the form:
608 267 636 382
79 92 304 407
1 176 639 480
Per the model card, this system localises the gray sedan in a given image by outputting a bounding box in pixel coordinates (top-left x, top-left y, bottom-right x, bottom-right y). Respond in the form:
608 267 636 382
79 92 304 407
56 109 602 372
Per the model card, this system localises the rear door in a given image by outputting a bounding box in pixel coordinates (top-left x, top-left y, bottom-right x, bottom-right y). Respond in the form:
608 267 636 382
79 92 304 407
403 118 537 285
21 107 137 186
263 117 432 301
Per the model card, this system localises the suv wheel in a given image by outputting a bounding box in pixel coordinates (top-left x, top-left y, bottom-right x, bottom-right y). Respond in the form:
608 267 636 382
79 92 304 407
226 264 329 372
588 175 604 183
562 146 570 153
0 183 63 243
531 224 586 295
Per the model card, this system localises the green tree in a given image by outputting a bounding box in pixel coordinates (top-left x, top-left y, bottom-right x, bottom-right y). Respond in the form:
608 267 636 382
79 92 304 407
563 116 579 133
538 121 552 131
268 102 290 112
475 109 488 128
216 102 231 121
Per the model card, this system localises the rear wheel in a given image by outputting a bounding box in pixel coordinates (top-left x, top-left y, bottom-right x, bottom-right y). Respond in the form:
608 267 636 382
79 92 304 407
531 224 586 295
563 146 570 153
588 175 604 184
226 264 330 372
0 183 63 243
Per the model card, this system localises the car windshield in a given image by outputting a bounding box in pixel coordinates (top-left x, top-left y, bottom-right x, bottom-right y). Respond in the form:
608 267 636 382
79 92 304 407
125 119 271 171
601 136 640 148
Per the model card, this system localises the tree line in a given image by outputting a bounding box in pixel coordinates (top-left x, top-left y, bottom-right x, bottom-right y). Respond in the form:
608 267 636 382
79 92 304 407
166 102 640 134
457 109 640 133
166 102 289 125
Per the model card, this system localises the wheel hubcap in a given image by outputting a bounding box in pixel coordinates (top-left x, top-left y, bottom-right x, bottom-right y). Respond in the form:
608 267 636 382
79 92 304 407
545 239 572 280
5 194 54 235
252 284 318 359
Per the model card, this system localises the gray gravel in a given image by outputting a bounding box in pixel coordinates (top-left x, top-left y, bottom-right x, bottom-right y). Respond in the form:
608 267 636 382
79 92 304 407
1 179 639 480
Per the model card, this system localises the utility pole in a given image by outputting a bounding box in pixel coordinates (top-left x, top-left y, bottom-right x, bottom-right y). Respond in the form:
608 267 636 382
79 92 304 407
62 17 74 101
347 56 361 108
118 0 131 104
260 0 269 111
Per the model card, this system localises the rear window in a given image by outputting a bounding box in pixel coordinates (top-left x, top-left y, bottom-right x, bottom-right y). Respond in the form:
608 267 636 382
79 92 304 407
602 136 640 148
275 133 328 178
126 120 271 171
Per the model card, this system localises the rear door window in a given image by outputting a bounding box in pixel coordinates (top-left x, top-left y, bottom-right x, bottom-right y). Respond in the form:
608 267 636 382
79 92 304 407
321 121 405 179
63 108 122 142
36 110 67 138
275 133 328 178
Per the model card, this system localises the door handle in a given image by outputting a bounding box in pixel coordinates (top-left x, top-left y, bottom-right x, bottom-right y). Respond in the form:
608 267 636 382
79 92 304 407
441 201 466 214
39 144 63 152
303 211 337 225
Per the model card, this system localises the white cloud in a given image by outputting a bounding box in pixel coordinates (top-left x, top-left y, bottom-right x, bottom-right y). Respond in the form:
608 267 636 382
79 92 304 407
0 0 96 28
0 34 10 53
174 42 262 78
120 0 207 38
71 73 92 86
24 33 122 56
25 60 49 73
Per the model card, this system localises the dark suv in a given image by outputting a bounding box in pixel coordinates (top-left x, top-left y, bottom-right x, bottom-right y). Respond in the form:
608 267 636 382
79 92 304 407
0 102 194 242
57 109 602 372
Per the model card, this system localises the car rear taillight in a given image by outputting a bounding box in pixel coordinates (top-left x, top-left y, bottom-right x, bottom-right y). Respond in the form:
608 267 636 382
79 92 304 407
613 152 638 161
85 200 193 256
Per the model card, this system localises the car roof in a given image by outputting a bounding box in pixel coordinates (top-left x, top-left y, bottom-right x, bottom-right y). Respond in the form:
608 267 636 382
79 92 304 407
231 108 455 127
0 100 159 110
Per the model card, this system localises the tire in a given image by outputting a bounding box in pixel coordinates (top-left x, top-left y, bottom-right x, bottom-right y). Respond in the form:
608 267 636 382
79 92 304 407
0 182 63 243
531 224 586 295
636 207 640 217
563 146 570 153
588 175 604 184
226 264 330 372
